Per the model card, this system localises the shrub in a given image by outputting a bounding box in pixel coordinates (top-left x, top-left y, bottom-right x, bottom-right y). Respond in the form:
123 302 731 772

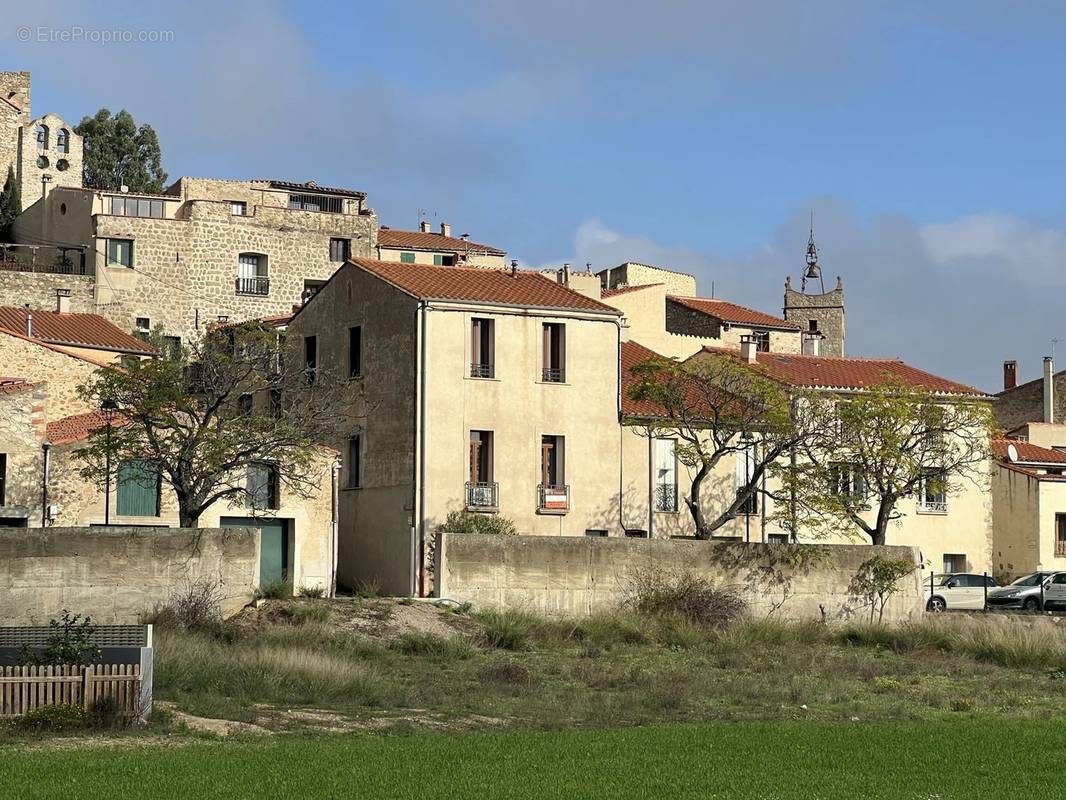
255 580 290 600
87 695 133 731
438 511 518 536
13 704 88 733
625 568 747 628
475 609 539 650
354 579 381 599
298 584 326 599
145 578 224 634
19 610 100 666
848 556 917 623
276 601 331 626
391 632 474 659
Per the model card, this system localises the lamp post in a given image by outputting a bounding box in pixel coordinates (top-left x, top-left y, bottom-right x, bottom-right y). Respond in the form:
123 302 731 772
101 398 118 525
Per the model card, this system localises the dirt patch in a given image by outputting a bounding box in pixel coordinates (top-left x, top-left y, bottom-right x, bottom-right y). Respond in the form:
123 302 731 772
155 702 272 737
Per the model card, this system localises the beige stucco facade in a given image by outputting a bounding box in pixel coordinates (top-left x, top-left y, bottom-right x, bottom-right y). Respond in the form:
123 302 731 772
992 465 1066 579
598 262 697 297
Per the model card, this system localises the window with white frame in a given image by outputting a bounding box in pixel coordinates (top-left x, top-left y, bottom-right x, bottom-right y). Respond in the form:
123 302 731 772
735 440 758 515
917 470 948 513
654 438 678 512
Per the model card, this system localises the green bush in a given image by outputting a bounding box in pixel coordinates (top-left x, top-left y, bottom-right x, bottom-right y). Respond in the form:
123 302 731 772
275 601 331 626
14 704 88 733
391 632 475 659
354 579 381 599
475 609 540 650
438 511 518 536
626 568 747 628
255 580 290 600
19 610 100 666
298 585 326 599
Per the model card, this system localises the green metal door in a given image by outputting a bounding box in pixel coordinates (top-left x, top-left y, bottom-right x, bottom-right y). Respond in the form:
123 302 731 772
220 517 288 585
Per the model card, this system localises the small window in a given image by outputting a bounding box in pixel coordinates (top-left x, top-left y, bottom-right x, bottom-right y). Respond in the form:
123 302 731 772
624 529 647 538
230 201 247 216
1056 514 1066 557
330 238 351 262
347 435 361 489
767 533 790 544
35 124 48 150
238 393 253 415
161 335 181 360
270 389 283 419
470 318 494 378
106 238 134 268
540 435 565 489
585 529 609 538
247 462 280 510
304 335 317 385
808 319 819 333
348 326 362 378
943 554 966 574
400 251 416 263
134 317 151 341
654 438 678 512
36 155 48 169
735 441 758 515
542 323 566 382
829 462 865 499
432 254 456 266
56 128 69 153
56 159 69 172
754 330 770 352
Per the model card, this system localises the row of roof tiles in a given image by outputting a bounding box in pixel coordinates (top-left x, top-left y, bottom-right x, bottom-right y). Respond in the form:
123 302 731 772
0 306 155 355
377 228 506 256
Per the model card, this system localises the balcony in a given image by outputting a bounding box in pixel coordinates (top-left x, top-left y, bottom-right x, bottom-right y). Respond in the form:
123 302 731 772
235 276 270 296
1056 540 1066 558
537 484 570 513
465 481 498 511
541 367 565 383
0 244 88 276
654 484 678 513
916 499 948 515
470 362 495 379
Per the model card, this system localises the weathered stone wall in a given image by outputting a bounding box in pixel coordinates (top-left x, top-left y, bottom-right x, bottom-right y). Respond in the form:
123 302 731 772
437 534 925 623
995 374 1066 433
0 271 95 313
21 113 82 208
0 382 46 525
665 298 722 338
599 262 697 298
0 526 260 624
0 331 100 419
783 277 845 357
0 72 30 201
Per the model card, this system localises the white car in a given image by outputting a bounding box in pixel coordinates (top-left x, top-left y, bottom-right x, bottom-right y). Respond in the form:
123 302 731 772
925 573 999 612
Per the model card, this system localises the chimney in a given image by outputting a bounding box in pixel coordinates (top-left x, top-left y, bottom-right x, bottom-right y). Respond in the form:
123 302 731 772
25 311 32 338
1003 360 1018 391
1044 356 1055 424
55 288 70 314
510 259 518 278
419 220 431 233
801 332 822 357
740 335 758 364
440 222 451 238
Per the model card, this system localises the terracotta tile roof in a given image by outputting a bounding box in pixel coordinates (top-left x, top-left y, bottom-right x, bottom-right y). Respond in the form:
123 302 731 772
696 348 988 396
669 296 799 330
602 283 664 299
0 377 32 394
0 307 155 355
621 340 670 417
264 180 366 199
347 258 621 315
992 438 1066 465
47 410 128 445
378 227 505 256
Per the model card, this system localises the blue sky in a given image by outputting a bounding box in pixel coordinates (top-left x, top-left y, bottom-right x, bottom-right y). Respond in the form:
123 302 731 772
3 0 1066 389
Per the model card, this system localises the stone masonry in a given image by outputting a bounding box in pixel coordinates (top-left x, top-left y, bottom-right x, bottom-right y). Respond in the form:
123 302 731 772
783 276 845 357
0 380 46 526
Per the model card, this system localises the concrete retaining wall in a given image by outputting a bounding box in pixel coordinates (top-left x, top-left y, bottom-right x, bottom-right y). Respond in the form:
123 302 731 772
437 534 925 623
0 527 260 625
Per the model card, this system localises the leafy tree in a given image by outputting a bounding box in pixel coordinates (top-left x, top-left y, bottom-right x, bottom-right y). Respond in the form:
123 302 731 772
848 556 917 623
0 165 20 238
74 109 167 194
19 610 100 666
776 380 994 546
74 321 349 527
626 353 832 538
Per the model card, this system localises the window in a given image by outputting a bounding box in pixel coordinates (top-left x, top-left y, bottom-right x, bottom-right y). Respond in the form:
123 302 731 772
56 159 69 172
829 462 865 499
236 253 269 295
161 336 181 360
106 238 134 268
35 124 48 150
654 438 678 512
36 155 48 169
767 533 790 544
329 238 351 262
400 251 416 263
347 435 361 489
288 193 343 213
753 330 770 352
246 462 280 510
230 201 247 216
735 441 758 515
542 323 566 382
116 460 161 517
108 197 164 218
433 254 456 266
270 389 283 419
348 326 362 378
585 529 608 538
625 529 648 538
238 393 253 415
942 553 966 574
56 129 69 153
303 279 326 300
304 335 317 385
808 319 819 333
1057 514 1066 557
470 318 495 378
918 471 948 513
0 453 6 505
538 435 568 511
134 317 151 341
467 431 497 509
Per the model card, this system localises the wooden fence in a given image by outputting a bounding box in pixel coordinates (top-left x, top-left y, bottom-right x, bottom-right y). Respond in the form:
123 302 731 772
0 664 142 717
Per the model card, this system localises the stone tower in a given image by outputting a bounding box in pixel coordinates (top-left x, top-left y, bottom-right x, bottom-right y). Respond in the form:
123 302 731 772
0 72 31 205
782 226 845 357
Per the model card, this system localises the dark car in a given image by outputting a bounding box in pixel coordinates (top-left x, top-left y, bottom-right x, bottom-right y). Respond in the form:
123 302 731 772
986 572 1063 611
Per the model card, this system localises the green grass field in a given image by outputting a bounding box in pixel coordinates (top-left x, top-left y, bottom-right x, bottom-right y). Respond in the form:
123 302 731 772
2 719 1063 799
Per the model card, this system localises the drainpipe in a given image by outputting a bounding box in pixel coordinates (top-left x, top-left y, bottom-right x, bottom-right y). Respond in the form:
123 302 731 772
330 459 340 597
647 434 654 538
40 443 51 527
417 301 428 596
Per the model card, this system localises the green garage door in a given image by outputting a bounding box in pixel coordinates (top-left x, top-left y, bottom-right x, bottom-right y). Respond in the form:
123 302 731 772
220 517 289 585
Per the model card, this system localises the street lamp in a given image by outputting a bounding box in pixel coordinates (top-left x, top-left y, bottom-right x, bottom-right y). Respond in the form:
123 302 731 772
101 398 119 525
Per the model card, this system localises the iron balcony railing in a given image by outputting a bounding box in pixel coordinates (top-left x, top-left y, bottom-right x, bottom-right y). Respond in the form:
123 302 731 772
654 484 678 513
235 276 270 296
916 499 948 515
465 481 499 510
470 362 495 379
1056 541 1066 558
541 367 565 383
537 484 570 512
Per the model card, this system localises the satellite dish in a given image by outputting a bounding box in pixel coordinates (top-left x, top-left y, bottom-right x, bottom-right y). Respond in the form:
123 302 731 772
1007 443 1019 463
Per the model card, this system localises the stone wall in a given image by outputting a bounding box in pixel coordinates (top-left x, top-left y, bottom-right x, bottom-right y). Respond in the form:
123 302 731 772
783 277 845 357
437 533 925 623
0 72 29 201
0 382 46 525
0 526 260 624
995 373 1066 433
0 330 100 419
22 113 82 207
0 270 95 313
599 262 697 298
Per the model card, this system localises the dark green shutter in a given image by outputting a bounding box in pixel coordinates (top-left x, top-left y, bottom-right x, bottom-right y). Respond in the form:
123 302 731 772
117 460 160 517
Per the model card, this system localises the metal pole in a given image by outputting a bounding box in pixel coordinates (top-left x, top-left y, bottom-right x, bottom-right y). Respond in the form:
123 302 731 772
1040 575 1045 613
983 571 988 612
104 421 111 525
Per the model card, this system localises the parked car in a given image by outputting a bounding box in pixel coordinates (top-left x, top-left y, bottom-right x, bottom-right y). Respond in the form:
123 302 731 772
925 573 999 612
986 572 1066 611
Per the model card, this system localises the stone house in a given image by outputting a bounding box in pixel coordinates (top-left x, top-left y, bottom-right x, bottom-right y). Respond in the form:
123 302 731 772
9 177 377 345
286 257 625 595
0 378 47 527
375 222 506 269
619 337 995 574
0 71 83 211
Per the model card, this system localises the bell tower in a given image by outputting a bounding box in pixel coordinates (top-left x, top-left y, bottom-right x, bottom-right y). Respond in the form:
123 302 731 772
783 218 845 357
